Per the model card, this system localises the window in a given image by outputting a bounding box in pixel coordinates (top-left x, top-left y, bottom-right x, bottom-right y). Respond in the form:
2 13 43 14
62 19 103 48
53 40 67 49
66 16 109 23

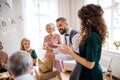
85 0 120 52
37 0 59 47
23 0 59 50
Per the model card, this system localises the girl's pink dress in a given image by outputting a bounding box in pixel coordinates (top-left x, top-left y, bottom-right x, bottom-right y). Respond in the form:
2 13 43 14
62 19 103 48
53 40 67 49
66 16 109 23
43 33 64 72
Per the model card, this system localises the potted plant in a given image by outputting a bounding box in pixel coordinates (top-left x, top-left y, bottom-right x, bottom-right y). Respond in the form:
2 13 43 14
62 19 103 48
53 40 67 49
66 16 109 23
113 41 120 50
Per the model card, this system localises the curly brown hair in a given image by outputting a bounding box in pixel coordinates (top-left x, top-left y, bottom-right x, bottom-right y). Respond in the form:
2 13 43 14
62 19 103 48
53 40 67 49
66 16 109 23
78 4 108 45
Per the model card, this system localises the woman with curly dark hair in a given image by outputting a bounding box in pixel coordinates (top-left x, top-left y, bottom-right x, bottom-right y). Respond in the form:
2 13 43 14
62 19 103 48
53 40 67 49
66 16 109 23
60 4 108 80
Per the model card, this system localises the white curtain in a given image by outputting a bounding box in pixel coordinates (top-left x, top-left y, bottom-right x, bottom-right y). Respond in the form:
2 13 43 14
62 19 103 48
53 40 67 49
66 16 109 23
21 0 59 50
21 0 40 49
0 0 24 56
58 0 85 30
57 0 71 26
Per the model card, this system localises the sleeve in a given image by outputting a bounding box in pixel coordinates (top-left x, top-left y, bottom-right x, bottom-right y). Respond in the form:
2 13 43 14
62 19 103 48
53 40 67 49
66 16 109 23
31 49 38 59
55 53 74 61
85 34 98 62
72 34 80 53
57 34 62 44
53 47 74 60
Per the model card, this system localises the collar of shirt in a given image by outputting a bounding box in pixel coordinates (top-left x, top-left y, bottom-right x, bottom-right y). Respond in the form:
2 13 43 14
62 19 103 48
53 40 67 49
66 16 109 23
67 28 71 34
64 28 71 36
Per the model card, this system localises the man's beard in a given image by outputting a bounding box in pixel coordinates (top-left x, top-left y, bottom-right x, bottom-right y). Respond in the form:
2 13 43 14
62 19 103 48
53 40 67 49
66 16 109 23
59 28 67 35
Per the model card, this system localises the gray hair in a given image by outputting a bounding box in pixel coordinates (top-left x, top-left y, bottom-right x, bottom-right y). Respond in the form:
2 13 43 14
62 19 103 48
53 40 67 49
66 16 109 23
45 23 56 31
8 50 33 77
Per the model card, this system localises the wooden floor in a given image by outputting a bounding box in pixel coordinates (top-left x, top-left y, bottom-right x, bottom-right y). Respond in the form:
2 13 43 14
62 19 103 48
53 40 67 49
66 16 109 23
61 71 115 80
61 71 70 80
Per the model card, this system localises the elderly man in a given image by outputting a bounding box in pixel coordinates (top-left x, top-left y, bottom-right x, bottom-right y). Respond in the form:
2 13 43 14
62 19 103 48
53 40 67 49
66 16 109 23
8 50 36 80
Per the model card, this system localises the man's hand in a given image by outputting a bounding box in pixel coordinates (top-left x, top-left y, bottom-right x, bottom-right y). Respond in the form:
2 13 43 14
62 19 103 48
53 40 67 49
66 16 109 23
44 53 55 60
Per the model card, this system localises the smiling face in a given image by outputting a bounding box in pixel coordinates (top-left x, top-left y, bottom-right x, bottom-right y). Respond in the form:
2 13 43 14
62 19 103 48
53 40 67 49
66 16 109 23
46 25 54 34
21 38 31 51
56 20 68 35
23 40 30 51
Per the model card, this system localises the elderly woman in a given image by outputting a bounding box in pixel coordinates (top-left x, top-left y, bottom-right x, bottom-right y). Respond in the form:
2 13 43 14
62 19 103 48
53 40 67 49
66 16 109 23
8 50 36 80
43 23 63 80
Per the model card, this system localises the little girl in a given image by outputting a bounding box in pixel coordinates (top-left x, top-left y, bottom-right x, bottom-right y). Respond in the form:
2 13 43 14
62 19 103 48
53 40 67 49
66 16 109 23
43 23 63 80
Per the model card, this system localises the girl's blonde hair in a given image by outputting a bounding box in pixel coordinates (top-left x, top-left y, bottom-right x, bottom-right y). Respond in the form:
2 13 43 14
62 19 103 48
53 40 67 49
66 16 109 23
20 38 30 50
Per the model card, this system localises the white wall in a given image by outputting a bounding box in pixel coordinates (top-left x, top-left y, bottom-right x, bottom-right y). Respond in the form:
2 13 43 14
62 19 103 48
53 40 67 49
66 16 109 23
0 0 24 57
102 50 120 78
70 0 84 30
58 0 85 30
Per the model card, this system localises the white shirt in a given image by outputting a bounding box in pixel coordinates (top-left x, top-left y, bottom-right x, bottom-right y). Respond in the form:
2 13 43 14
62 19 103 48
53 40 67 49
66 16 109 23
61 28 72 45
15 74 36 80
53 33 81 61
72 33 81 53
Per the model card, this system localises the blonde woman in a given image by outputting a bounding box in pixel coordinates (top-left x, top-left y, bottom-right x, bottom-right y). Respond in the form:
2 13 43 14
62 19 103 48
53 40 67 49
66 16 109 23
20 38 37 66
43 23 63 80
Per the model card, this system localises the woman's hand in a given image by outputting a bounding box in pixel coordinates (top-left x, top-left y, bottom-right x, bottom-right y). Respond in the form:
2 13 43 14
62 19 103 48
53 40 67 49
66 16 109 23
43 42 52 51
59 45 74 55
45 46 53 51
43 44 53 51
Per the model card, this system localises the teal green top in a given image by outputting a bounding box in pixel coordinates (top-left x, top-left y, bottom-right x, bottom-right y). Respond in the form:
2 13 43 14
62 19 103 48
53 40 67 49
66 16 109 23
78 32 103 80
31 49 37 59
31 49 37 66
